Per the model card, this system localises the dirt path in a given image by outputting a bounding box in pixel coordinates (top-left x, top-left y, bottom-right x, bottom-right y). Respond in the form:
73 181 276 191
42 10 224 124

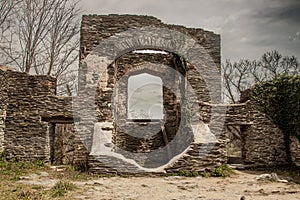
18 170 300 200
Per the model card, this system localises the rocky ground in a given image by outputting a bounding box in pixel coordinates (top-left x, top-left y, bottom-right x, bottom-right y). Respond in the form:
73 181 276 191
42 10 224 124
15 169 300 200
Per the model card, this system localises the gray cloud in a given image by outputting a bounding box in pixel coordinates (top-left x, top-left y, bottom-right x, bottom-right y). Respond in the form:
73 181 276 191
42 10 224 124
254 0 300 23
79 0 300 62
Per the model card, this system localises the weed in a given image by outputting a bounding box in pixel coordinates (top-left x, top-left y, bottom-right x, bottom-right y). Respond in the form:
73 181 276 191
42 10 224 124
178 170 199 177
163 165 233 178
33 160 45 168
10 175 21 181
210 164 233 177
73 161 89 172
50 181 77 197
17 190 42 200
163 170 205 177
199 171 208 177
0 151 8 161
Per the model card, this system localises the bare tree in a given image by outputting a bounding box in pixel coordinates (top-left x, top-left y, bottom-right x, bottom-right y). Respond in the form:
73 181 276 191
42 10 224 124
0 0 80 95
222 59 255 103
0 0 21 65
0 0 20 35
222 50 299 103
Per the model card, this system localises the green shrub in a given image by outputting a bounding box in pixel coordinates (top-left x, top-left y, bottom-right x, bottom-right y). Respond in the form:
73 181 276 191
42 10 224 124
211 164 233 177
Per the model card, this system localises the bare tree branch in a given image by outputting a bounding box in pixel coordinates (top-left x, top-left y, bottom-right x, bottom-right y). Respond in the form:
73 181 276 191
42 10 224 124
222 50 299 103
0 0 80 96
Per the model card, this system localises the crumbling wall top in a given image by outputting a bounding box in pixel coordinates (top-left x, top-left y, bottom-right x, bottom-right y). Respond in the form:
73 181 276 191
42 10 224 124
80 14 221 67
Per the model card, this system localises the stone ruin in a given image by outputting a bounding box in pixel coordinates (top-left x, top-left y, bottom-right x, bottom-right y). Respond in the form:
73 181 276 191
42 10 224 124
0 15 299 174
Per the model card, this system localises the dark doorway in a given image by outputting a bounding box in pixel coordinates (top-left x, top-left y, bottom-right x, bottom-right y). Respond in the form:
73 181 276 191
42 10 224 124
50 124 75 165
226 125 244 164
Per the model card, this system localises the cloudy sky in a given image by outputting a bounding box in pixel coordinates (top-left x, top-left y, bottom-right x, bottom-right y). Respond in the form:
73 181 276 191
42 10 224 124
79 0 300 62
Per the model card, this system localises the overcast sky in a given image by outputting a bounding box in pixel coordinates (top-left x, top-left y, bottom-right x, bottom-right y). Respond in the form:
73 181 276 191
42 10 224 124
79 0 300 62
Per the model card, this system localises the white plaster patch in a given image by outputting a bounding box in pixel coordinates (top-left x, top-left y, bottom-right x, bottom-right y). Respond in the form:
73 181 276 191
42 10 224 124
83 55 112 86
90 122 192 173
192 122 217 143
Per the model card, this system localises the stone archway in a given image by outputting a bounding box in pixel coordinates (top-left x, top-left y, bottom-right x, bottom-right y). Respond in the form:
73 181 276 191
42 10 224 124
75 15 226 174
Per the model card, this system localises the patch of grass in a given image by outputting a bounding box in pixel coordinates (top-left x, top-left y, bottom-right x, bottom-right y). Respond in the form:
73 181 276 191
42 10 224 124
0 151 8 160
32 185 44 191
0 152 46 182
50 181 77 197
163 165 233 178
178 170 200 177
210 164 233 177
163 170 207 177
17 189 45 200
33 160 45 168
0 184 49 200
51 165 94 181
199 171 208 177
0 153 83 199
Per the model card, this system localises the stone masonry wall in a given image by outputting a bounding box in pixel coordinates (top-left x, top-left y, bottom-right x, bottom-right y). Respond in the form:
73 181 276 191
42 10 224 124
290 136 300 166
79 14 225 173
241 103 287 166
239 89 299 167
193 101 288 167
0 68 73 161
222 88 288 167
0 110 5 153
112 53 190 168
223 102 288 166
80 14 220 68
0 14 296 175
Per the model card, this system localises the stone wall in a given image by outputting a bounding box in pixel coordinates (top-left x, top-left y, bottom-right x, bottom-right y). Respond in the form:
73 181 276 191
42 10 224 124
224 102 287 166
0 109 5 153
79 14 220 68
193 101 289 167
0 68 73 161
0 14 297 175
239 83 300 167
79 14 225 174
112 54 191 169
290 136 300 166
221 88 288 166
240 103 287 166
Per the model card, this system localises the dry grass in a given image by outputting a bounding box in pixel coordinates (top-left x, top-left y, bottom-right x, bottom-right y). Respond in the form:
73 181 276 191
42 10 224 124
1 151 299 200
0 152 84 199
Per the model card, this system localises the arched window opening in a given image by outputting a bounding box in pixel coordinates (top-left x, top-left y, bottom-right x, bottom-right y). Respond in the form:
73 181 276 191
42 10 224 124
128 73 163 120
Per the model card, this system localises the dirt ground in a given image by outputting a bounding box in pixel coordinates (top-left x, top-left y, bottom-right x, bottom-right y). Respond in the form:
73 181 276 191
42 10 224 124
16 169 300 200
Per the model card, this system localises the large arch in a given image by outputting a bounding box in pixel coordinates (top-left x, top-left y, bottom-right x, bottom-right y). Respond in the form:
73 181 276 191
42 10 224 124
74 15 226 173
